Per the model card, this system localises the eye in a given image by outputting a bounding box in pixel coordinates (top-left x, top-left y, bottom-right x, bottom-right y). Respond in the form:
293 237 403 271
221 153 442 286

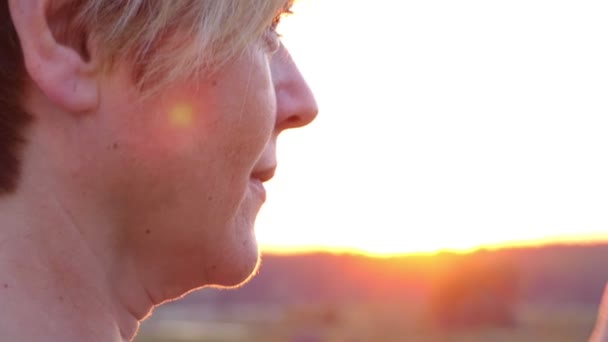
264 28 281 54
264 5 293 54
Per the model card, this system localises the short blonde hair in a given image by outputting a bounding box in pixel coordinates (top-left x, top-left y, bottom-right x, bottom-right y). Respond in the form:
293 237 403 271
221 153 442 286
70 0 290 90
0 0 290 194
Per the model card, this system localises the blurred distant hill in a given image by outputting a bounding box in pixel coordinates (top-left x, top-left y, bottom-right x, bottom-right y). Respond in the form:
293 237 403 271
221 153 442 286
177 244 608 308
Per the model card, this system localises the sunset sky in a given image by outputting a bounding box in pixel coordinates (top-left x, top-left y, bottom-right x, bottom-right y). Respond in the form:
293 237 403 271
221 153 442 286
255 0 608 256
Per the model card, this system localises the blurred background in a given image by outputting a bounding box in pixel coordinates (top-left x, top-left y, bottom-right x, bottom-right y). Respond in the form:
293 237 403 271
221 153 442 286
137 0 608 340
137 246 604 341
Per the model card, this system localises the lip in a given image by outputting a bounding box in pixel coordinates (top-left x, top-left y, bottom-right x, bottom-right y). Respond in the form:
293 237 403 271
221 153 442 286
249 178 267 202
250 166 276 202
251 167 276 183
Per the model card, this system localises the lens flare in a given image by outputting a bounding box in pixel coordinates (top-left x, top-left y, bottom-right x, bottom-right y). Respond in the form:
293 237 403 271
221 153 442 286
169 104 194 128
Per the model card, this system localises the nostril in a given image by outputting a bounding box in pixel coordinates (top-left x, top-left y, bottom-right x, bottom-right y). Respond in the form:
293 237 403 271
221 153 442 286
286 116 300 125
280 108 317 130
277 115 303 131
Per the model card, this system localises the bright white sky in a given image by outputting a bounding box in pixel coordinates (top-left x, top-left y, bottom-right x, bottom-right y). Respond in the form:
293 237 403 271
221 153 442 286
256 0 608 255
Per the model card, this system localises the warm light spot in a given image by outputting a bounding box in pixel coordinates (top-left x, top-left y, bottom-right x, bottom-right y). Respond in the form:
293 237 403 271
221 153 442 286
169 104 194 128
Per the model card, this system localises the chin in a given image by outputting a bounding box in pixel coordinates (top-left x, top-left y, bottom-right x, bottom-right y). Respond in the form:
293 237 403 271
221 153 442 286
207 229 261 289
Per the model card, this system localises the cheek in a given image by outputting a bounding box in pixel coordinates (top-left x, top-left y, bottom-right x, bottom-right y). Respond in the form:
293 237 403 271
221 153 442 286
213 86 276 172
110 65 275 209
215 49 277 163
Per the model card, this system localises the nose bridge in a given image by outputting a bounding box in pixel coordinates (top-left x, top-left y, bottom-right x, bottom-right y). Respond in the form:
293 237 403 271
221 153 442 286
273 47 319 131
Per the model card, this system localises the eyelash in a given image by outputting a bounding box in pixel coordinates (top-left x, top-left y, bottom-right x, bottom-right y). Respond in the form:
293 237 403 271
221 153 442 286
272 9 293 34
265 9 292 53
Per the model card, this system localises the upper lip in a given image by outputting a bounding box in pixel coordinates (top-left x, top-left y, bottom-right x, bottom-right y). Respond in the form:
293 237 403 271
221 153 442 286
251 166 276 182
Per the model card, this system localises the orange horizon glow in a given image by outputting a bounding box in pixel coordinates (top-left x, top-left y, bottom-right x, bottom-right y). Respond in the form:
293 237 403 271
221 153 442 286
261 234 608 258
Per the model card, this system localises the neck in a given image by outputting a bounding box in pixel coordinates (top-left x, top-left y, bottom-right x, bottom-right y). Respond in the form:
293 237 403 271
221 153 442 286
0 175 154 341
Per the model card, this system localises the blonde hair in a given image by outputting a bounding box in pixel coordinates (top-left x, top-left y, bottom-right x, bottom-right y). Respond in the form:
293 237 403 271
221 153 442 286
69 0 290 91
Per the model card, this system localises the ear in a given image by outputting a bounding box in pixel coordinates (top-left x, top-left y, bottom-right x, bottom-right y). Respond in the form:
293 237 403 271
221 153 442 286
8 0 98 113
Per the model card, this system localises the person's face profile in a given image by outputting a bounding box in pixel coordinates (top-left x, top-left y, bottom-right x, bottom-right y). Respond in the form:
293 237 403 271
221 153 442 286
82 27 318 288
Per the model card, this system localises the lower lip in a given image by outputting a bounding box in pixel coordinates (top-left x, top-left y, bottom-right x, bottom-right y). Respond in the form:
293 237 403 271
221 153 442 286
250 178 267 202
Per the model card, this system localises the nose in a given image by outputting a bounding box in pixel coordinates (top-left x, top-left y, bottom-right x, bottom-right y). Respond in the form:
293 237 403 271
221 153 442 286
271 45 319 132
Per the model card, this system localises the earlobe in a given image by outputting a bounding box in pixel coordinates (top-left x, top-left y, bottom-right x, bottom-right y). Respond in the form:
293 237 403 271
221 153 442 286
8 0 98 113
